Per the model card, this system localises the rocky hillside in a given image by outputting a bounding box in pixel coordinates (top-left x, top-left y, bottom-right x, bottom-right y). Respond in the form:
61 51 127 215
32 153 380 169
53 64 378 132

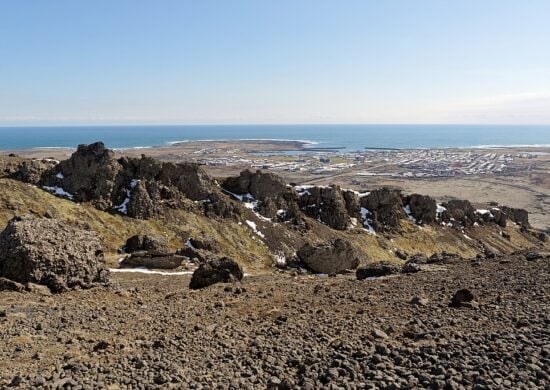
0 142 547 272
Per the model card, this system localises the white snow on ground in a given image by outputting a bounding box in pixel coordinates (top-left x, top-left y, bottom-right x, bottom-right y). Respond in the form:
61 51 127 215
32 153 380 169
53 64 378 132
295 185 313 196
403 205 417 223
436 204 447 218
463 234 473 241
476 209 491 215
360 207 376 234
55 172 64 179
245 220 265 238
109 267 194 276
114 179 139 214
343 189 370 198
42 186 74 200
185 238 195 249
277 209 287 219
274 252 287 266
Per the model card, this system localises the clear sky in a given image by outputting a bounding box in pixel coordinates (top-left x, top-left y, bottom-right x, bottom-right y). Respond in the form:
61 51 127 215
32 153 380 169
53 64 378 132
1 0 549 125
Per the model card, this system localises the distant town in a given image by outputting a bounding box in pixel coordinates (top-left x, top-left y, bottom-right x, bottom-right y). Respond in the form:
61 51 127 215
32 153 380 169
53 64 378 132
193 148 544 179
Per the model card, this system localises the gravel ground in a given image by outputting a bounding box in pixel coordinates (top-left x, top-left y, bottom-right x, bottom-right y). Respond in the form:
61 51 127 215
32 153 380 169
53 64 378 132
0 255 549 389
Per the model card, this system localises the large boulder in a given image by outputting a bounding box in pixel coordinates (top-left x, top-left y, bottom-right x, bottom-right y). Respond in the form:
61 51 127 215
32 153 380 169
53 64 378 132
441 199 478 227
11 159 58 185
46 142 122 209
404 194 437 224
124 235 169 255
0 216 109 292
356 262 401 279
501 206 529 227
222 169 288 201
189 257 244 289
120 254 185 269
297 185 351 230
361 189 404 230
296 239 360 274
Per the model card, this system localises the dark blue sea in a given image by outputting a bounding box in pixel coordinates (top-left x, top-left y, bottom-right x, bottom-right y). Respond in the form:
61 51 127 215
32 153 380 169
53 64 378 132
1 125 549 152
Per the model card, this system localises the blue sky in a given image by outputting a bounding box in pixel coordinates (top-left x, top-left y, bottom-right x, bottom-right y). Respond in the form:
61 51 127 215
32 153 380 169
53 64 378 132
1 0 549 125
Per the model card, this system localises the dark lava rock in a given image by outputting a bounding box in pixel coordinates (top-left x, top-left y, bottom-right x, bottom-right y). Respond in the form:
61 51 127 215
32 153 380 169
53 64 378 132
297 185 351 230
404 194 437 224
501 206 529 227
296 239 360 274
356 262 401 279
441 199 477 227
189 257 244 289
450 289 475 307
124 235 169 255
45 142 122 209
10 159 58 185
524 251 542 261
361 189 404 230
0 277 25 292
204 192 241 220
0 216 109 293
222 169 288 201
121 254 185 269
188 235 219 252
35 142 216 218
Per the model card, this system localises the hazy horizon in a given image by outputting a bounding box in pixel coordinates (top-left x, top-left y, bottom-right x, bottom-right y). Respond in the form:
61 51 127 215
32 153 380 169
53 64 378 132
1 1 549 126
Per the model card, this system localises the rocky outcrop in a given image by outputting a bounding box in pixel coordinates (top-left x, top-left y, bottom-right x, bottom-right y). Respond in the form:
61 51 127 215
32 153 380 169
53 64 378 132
188 235 219 252
0 216 109 292
297 186 350 230
189 257 244 289
124 235 169 255
441 199 477 227
404 194 437 224
361 189 404 230
10 159 57 185
356 262 401 279
36 142 217 219
222 169 288 201
296 239 360 274
501 206 529 227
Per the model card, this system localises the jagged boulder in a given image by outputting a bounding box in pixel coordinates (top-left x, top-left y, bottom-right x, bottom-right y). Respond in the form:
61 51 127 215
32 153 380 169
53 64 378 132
441 199 478 227
189 257 244 289
501 206 529 227
404 194 437 224
296 239 360 274
125 180 161 219
45 142 122 209
342 190 361 220
11 159 57 185
297 186 350 230
188 235 219 252
356 262 401 279
0 216 109 293
124 235 169 255
361 189 404 230
222 169 288 201
204 192 241 219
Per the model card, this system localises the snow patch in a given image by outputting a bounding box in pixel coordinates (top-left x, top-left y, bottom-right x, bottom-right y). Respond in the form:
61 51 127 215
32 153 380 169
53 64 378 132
360 207 376 234
245 220 265 238
55 172 64 179
109 267 194 276
42 186 74 200
114 179 139 214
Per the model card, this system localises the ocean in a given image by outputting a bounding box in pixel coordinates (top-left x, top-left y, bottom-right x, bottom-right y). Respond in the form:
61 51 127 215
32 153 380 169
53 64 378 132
0 124 549 152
